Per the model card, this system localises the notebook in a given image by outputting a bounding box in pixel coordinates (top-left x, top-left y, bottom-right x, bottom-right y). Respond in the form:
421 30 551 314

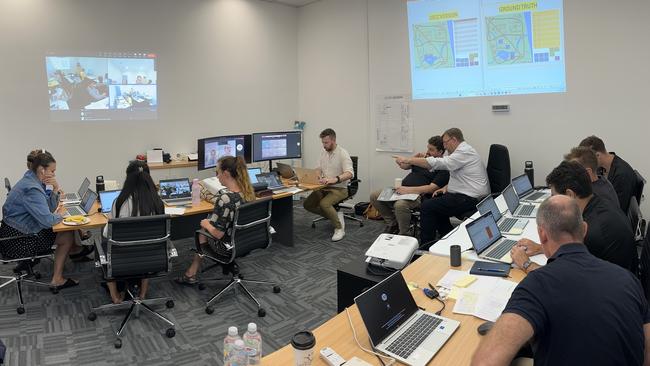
354 271 459 366
469 261 511 277
465 212 518 264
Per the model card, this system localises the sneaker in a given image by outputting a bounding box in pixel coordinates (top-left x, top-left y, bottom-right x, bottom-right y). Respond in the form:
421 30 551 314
337 212 345 230
332 228 345 242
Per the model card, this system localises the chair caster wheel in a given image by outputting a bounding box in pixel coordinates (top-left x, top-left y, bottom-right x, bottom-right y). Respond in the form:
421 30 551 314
198 283 206 291
114 339 122 349
166 300 174 309
205 306 214 314
311 223 316 228
360 222 364 227
88 312 97 321
17 306 25 314
34 272 42 280
166 328 176 338
258 308 266 317
273 286 281 293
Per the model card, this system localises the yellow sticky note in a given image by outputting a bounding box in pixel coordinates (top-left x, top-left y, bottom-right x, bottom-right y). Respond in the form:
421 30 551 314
454 275 477 288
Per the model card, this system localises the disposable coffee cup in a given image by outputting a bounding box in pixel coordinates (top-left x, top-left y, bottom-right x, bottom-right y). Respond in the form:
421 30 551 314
394 178 402 189
291 331 316 366
450 244 461 267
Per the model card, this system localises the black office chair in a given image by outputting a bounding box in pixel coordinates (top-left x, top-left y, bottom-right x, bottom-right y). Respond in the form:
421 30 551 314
486 144 511 196
195 198 280 317
0 234 53 314
312 156 364 228
4 178 10 194
88 215 177 349
634 170 645 206
638 228 650 300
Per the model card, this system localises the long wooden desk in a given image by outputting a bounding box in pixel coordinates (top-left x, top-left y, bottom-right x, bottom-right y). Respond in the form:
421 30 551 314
262 255 526 366
53 183 325 247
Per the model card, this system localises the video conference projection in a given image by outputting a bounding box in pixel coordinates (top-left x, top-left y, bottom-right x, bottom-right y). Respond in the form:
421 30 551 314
45 52 157 121
408 0 565 99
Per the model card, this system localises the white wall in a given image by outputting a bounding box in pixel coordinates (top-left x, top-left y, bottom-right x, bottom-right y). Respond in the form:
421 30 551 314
0 0 298 209
298 0 650 216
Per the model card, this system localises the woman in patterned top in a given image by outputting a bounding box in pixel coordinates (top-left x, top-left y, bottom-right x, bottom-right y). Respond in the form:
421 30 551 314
178 156 255 284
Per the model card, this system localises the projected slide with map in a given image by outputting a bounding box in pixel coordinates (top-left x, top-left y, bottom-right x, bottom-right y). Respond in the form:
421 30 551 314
408 0 565 99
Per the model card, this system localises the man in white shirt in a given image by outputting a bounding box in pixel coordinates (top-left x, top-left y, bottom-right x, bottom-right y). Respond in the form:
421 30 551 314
303 128 354 241
394 128 490 246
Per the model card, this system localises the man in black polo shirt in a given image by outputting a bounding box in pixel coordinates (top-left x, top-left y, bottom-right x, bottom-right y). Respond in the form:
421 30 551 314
369 136 450 234
580 135 636 213
511 161 637 273
564 146 620 208
471 195 650 366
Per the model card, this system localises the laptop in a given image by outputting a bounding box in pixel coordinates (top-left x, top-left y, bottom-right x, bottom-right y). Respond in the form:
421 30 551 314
247 167 262 184
476 195 528 235
63 189 97 217
512 174 549 202
466 212 518 263
61 177 91 203
159 178 192 205
503 184 538 218
354 271 459 366
275 162 295 179
255 172 285 190
98 189 121 214
293 167 321 185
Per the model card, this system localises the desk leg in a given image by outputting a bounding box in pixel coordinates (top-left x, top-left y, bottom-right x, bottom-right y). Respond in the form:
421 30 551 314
271 196 294 247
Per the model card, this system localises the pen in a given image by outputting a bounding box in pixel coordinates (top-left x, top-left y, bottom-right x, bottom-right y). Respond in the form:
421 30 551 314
476 268 506 273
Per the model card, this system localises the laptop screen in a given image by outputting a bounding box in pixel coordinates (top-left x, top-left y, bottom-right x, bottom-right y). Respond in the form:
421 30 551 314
159 179 191 199
81 189 98 213
476 195 502 222
78 177 91 197
354 271 419 346
255 172 282 188
466 212 502 254
502 184 520 214
99 190 121 213
512 174 533 197
247 168 262 184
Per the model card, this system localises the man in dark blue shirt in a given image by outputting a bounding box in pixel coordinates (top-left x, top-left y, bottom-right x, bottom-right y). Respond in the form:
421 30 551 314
471 195 650 366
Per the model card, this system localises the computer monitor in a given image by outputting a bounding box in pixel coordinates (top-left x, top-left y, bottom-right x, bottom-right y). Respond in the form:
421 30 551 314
251 131 302 163
197 134 251 171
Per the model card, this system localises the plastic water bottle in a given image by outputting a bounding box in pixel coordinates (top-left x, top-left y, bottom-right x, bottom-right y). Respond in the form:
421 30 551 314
228 339 247 366
243 322 262 365
223 326 241 365
191 178 201 206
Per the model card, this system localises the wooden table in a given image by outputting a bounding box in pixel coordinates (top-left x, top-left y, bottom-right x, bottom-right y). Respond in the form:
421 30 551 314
52 202 107 232
262 255 526 366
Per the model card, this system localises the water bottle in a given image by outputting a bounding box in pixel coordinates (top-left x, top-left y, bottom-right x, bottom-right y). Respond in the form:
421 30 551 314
228 339 247 366
524 161 534 187
243 322 262 365
191 178 201 206
223 326 241 365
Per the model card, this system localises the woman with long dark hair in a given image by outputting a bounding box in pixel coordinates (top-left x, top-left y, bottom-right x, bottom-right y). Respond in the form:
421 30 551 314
103 160 164 303
177 156 255 284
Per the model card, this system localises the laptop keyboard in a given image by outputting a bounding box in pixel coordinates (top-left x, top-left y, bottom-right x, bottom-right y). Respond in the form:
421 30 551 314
62 193 77 201
385 314 443 359
517 205 535 216
66 206 84 216
486 239 517 259
525 192 545 201
499 217 518 232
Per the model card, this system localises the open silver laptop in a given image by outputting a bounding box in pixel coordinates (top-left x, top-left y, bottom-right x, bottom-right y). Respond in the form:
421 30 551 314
159 178 192 206
503 184 538 218
354 271 459 366
61 177 91 204
476 195 528 235
466 212 518 263
63 189 97 217
512 174 549 202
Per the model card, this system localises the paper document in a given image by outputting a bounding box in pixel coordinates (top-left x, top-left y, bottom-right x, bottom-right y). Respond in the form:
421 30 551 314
164 207 186 216
377 188 419 202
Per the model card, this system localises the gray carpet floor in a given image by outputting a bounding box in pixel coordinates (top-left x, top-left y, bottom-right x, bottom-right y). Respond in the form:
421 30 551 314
0 204 384 366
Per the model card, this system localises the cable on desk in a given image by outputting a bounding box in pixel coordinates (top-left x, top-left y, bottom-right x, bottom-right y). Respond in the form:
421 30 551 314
434 297 446 316
345 307 395 366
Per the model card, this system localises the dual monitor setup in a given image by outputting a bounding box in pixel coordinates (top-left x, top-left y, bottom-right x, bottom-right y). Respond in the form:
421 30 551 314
197 131 302 172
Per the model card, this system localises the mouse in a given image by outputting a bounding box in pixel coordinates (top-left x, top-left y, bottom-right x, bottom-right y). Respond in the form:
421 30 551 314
477 321 495 335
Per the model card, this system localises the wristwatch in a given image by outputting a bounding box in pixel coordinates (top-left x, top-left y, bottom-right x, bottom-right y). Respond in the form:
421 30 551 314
335 176 341 183
522 259 532 272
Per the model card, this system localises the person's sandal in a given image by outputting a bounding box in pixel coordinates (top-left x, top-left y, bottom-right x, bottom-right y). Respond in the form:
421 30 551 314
69 245 95 261
175 274 198 286
50 278 79 294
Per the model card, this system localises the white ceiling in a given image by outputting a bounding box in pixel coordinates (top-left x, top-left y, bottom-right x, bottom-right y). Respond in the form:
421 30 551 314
261 0 321 8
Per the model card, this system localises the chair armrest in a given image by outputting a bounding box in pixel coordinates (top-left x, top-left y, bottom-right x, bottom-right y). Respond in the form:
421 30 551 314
196 228 216 240
167 241 178 258
94 239 107 266
348 178 361 185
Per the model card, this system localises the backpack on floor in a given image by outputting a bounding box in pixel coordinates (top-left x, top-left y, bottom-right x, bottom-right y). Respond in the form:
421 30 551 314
363 203 382 220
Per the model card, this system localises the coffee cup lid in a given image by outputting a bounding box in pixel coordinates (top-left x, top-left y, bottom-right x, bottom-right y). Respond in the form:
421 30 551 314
291 331 315 350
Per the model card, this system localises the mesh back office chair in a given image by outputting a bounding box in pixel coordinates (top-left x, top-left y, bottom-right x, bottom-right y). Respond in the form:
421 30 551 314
638 227 650 300
0 234 53 314
195 198 280 317
87 215 177 349
630 170 647 242
312 156 364 228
